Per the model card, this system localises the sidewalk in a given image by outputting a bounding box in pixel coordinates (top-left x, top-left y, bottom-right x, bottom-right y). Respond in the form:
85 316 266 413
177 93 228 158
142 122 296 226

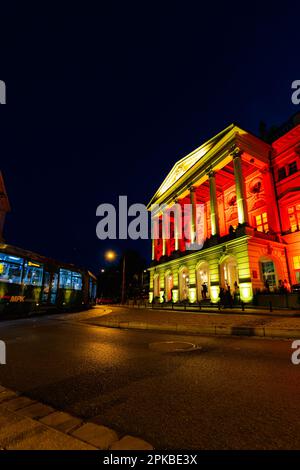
0 386 153 450
84 306 300 339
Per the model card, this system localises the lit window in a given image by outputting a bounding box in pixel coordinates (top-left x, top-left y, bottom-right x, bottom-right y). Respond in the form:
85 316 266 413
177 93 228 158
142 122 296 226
59 269 82 290
0 253 23 284
289 161 298 175
23 261 43 286
288 205 300 232
293 256 300 270
294 256 300 284
255 212 269 233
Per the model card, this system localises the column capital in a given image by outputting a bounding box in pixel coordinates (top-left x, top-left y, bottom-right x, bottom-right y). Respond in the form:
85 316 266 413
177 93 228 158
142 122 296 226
206 167 215 178
230 144 243 159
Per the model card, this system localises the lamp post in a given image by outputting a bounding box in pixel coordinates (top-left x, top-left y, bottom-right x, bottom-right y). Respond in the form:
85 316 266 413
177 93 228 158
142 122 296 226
104 250 126 304
121 255 126 304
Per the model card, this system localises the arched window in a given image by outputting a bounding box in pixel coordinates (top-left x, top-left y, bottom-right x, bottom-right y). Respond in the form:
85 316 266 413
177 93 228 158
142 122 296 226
220 255 239 291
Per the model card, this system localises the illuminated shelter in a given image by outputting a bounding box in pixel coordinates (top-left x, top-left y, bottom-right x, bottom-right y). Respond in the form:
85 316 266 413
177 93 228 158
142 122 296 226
148 114 300 305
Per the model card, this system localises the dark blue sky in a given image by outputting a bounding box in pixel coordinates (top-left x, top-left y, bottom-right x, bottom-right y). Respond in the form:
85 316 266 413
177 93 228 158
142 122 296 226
0 3 299 272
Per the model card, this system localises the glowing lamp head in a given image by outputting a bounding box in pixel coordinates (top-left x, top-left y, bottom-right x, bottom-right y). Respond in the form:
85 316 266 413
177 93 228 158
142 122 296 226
105 250 117 261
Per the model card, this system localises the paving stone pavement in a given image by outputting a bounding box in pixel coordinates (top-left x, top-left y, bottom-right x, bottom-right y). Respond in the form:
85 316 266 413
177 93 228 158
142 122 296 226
0 386 153 450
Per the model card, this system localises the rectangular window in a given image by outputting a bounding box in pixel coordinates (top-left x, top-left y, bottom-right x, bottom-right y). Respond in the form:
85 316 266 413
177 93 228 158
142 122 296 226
289 161 298 175
288 205 300 232
59 269 82 290
71 272 82 290
0 253 23 284
278 167 286 181
255 212 269 233
294 257 300 284
293 256 300 270
23 260 43 286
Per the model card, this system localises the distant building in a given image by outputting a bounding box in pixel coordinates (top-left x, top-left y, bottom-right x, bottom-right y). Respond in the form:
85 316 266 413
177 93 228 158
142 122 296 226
148 115 300 304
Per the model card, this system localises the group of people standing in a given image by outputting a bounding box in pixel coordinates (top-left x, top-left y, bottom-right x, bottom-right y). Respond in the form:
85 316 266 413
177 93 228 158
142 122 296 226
219 281 240 308
264 278 291 293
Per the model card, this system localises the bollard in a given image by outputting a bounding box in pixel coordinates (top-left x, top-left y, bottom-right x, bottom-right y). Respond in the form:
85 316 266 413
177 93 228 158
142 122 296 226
218 302 221 311
184 302 187 311
241 301 245 312
269 301 273 312
199 303 202 311
172 302 174 310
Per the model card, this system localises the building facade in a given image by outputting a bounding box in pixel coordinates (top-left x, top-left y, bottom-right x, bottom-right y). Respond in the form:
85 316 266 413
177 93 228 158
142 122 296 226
148 115 300 304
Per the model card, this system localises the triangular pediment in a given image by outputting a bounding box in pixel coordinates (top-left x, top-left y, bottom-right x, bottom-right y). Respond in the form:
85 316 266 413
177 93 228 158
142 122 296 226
149 124 235 205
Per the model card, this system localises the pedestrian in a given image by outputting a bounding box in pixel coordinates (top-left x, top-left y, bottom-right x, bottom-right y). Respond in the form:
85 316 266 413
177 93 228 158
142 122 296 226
283 279 291 293
226 285 233 308
202 283 208 300
219 287 225 308
264 279 270 292
278 279 285 294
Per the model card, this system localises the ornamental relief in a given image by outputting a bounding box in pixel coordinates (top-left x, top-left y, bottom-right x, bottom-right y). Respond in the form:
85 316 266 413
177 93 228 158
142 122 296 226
246 177 265 212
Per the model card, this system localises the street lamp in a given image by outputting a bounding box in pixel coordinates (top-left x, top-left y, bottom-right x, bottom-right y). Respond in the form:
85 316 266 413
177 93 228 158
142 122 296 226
104 250 126 304
105 250 117 262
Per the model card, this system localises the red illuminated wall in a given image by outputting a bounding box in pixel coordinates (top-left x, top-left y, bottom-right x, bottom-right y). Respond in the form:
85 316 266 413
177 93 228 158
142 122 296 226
272 125 300 284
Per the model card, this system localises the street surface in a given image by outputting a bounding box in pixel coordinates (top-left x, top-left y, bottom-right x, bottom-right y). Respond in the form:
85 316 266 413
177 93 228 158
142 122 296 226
0 309 300 449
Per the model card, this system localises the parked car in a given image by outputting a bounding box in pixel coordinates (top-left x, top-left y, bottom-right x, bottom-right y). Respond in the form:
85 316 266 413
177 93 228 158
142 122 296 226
292 284 300 293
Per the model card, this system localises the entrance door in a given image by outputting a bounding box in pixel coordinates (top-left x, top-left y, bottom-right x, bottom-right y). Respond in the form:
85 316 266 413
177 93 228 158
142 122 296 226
261 260 276 291
221 257 238 290
196 262 210 301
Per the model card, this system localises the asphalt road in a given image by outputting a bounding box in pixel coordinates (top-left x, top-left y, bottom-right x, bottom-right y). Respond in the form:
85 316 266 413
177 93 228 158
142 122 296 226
0 312 300 450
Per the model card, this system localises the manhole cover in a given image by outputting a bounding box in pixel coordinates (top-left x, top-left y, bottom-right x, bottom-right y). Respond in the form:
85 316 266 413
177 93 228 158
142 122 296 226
149 341 201 353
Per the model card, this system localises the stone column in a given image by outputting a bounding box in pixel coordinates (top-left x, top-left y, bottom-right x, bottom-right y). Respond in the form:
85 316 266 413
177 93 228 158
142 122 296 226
173 199 180 251
189 186 197 243
151 214 159 260
207 169 220 236
161 216 166 256
231 145 249 225
151 238 155 260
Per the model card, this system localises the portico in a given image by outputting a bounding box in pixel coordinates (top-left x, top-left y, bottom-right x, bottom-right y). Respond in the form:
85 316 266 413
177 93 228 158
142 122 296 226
148 119 299 306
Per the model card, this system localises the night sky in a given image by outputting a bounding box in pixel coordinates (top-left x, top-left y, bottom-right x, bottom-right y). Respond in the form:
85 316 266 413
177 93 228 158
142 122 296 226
1 3 299 273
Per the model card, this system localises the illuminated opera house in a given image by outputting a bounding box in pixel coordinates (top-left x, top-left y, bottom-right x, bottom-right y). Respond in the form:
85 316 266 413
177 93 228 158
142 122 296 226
148 114 300 306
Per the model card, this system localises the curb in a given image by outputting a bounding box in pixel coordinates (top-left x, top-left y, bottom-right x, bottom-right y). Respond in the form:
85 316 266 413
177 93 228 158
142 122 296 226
0 387 154 450
93 320 300 340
